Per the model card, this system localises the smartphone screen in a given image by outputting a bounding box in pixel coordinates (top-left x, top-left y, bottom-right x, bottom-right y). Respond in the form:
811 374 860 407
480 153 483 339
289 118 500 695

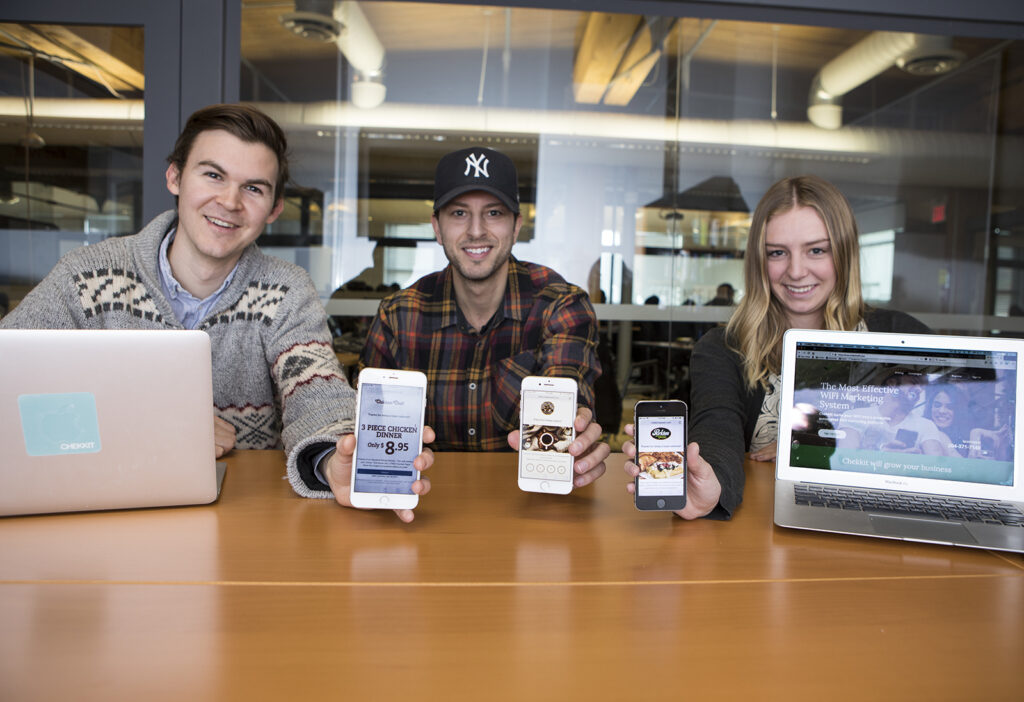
353 380 424 496
635 401 687 510
519 381 576 489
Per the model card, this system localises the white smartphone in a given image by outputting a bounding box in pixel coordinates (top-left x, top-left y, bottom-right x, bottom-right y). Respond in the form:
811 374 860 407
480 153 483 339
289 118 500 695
349 367 427 510
518 376 578 495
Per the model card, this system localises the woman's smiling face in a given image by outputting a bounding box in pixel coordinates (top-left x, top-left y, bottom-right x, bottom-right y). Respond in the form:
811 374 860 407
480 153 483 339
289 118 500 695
930 391 955 429
764 205 836 329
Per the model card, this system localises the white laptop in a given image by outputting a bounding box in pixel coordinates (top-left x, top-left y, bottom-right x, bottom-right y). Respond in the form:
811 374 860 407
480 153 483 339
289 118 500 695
0 329 225 516
775 329 1024 553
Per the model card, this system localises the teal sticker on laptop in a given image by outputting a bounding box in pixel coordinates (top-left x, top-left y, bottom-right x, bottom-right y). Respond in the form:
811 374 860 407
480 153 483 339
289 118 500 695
18 393 102 456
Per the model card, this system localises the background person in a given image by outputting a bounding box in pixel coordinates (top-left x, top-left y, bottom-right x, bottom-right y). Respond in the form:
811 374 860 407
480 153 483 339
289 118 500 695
705 283 736 306
694 282 736 339
620 175 929 519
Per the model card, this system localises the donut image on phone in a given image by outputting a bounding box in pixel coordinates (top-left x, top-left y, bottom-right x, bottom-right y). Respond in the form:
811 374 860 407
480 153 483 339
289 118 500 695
521 424 572 453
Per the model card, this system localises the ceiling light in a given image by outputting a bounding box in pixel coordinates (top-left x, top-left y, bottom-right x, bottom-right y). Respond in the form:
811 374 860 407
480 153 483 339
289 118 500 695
351 75 385 109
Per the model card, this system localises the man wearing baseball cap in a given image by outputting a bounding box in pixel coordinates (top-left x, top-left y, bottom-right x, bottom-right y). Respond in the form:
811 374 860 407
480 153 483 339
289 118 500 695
357 146 609 487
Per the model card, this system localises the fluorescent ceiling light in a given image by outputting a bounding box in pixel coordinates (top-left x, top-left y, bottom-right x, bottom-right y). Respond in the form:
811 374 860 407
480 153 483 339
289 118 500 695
0 96 1010 166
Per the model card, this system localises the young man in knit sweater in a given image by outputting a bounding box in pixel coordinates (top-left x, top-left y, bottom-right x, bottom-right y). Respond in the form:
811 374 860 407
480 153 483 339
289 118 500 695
1 104 433 523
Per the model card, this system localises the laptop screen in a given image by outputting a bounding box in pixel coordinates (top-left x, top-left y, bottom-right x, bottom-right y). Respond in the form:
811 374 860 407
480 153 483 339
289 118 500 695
788 340 1017 487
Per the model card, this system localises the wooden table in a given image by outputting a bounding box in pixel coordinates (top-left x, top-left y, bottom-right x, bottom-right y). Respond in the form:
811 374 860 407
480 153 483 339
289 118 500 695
2 452 1022 700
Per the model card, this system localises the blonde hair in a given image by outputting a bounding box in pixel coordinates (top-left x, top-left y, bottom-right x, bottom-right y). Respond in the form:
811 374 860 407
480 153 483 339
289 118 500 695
726 175 865 390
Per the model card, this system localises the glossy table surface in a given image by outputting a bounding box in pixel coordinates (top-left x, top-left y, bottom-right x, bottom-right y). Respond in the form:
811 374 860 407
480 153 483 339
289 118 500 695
2 451 1022 701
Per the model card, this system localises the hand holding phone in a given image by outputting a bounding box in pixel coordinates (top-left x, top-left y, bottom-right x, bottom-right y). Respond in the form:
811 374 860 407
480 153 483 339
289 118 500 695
518 376 577 494
349 368 427 510
633 400 688 511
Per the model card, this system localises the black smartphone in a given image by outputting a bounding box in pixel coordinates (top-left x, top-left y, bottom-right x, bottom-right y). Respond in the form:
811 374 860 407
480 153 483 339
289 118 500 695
895 428 918 448
633 400 688 511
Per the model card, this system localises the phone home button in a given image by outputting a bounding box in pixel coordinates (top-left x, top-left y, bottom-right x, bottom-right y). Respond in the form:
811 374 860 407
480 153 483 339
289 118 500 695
379 496 390 507
540 481 550 491
657 498 666 509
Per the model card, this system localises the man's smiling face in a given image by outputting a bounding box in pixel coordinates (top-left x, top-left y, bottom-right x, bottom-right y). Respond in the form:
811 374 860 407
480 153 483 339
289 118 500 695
432 190 521 286
165 129 283 273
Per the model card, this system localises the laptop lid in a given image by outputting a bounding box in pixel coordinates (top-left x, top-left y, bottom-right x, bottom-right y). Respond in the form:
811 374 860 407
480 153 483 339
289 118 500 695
776 329 1024 505
0 329 221 516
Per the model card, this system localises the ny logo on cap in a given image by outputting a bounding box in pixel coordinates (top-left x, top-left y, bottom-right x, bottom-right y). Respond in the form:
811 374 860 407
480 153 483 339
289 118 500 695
463 153 490 178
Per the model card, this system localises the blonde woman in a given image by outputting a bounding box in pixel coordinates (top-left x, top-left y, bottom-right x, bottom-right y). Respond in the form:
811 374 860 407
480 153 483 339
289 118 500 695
622 175 929 519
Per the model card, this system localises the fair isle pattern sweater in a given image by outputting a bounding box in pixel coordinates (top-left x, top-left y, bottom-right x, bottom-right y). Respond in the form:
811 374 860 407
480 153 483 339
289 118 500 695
1 210 353 498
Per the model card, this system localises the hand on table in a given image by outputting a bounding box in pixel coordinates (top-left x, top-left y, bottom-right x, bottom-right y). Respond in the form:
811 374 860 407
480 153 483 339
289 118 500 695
508 406 609 488
749 441 777 462
323 426 435 523
214 416 236 458
621 423 722 519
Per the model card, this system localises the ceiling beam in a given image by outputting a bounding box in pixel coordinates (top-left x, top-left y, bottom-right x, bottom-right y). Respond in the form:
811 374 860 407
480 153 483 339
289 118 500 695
573 12 642 104
0 23 144 95
603 20 662 106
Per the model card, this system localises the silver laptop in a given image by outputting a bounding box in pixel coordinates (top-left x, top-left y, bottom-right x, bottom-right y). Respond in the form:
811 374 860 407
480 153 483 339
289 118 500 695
0 329 225 516
775 329 1024 553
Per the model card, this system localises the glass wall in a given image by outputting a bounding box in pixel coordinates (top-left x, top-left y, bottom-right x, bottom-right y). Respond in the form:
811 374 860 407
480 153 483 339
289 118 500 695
0 22 144 313
234 1 1024 397
3 1 1023 405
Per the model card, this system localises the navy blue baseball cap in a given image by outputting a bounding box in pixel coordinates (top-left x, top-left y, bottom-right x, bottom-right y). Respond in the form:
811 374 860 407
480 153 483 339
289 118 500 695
433 146 520 214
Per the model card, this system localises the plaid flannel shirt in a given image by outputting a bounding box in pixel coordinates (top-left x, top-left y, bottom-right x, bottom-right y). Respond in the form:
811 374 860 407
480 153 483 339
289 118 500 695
359 258 601 451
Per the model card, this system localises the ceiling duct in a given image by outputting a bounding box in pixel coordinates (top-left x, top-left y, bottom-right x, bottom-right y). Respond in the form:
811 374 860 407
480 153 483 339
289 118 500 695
808 32 963 130
280 0 340 42
334 1 386 108
280 1 386 108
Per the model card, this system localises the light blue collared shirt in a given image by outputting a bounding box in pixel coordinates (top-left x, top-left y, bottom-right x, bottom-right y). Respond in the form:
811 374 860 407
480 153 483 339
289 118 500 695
157 228 238 329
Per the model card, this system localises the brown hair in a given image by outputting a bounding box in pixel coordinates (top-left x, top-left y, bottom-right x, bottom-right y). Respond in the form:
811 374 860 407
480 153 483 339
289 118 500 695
167 103 289 202
726 175 865 390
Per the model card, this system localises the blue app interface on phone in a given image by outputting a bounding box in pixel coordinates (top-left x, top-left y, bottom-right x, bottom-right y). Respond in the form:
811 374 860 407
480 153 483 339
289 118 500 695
354 382 423 494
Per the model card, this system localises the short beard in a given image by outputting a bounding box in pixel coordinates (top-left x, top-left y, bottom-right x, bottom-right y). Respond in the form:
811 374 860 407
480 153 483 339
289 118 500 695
448 255 507 283
441 239 509 283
